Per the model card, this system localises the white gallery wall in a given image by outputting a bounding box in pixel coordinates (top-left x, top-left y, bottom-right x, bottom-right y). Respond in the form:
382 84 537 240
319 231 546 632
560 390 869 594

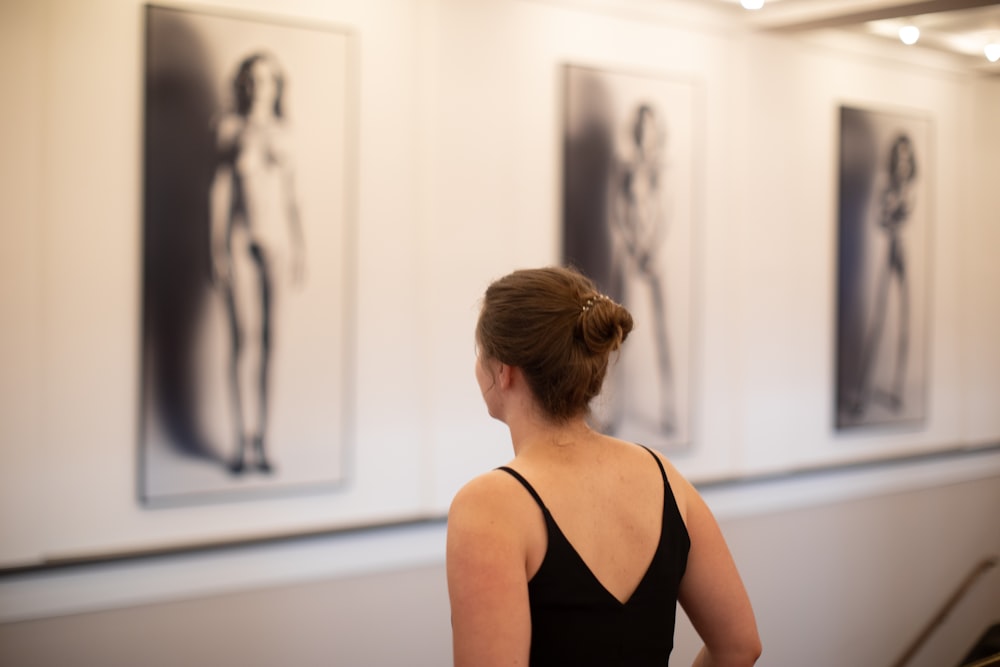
963 76 1000 443
409 17 1000 664
0 0 432 568
1 0 999 617
420 0 1000 499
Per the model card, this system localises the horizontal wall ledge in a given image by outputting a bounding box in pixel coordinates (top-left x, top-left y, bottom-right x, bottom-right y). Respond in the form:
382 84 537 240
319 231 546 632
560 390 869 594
1 443 998 624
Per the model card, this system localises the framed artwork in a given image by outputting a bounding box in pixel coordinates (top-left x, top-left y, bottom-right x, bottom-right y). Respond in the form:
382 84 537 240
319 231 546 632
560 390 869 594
140 4 356 504
562 64 699 452
835 105 930 431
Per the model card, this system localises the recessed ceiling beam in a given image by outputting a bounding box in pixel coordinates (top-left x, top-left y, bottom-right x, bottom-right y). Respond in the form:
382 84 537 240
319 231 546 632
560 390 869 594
759 0 1000 32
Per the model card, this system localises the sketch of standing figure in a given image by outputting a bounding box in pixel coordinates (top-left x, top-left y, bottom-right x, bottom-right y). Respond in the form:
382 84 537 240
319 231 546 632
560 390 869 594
209 51 306 474
609 104 676 435
563 65 695 450
142 5 353 504
848 133 916 416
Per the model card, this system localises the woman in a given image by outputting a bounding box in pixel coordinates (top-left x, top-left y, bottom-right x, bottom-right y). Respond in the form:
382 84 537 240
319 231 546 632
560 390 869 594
447 266 760 666
610 103 676 436
209 51 305 474
849 133 916 416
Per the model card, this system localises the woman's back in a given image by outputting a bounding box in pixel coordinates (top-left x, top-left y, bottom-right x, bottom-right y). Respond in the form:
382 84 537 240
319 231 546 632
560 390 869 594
497 439 690 665
501 437 687 603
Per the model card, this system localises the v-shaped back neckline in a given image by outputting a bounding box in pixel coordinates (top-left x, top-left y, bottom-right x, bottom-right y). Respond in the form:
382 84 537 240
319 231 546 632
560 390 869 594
541 501 665 606
497 452 668 607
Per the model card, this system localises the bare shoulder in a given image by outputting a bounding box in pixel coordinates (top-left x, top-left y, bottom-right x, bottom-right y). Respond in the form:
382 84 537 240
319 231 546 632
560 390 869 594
449 468 532 527
212 113 244 151
448 469 536 665
446 469 536 608
637 445 697 521
644 445 761 661
447 467 547 569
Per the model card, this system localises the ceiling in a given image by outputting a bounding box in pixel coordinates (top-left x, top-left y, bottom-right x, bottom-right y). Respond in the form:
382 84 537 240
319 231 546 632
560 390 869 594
714 0 1000 74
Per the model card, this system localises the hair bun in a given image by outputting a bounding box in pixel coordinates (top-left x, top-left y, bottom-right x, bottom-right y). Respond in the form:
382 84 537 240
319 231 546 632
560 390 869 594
578 296 633 355
477 265 636 420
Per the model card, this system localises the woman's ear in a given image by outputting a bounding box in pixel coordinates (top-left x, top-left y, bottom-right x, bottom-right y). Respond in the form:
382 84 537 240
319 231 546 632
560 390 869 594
497 362 513 390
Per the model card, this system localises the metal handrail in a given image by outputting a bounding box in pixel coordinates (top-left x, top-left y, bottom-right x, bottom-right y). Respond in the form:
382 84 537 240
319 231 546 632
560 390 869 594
963 651 1000 667
890 555 999 667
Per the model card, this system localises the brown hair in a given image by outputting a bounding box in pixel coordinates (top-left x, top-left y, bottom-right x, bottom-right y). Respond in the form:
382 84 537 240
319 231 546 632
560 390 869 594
234 52 285 118
476 266 634 421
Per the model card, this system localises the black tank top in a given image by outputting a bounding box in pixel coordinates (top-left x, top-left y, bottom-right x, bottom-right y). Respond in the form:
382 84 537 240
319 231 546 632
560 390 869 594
498 445 690 666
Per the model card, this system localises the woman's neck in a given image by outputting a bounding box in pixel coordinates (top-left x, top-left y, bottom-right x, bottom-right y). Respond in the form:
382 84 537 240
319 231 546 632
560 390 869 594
508 414 597 459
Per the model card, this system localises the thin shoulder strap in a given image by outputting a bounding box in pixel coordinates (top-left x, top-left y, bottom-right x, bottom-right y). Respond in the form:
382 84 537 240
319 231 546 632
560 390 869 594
497 466 549 513
639 445 669 484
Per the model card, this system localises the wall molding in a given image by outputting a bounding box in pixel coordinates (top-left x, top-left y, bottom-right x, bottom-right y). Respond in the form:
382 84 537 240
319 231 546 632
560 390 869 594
1 443 998 624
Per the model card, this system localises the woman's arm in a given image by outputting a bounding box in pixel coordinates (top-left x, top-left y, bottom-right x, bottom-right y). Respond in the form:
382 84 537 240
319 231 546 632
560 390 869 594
208 116 239 287
447 473 532 667
276 131 306 286
677 480 762 667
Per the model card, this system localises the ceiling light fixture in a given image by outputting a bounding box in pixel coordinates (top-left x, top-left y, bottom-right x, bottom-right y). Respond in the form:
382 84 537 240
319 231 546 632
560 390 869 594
899 25 920 45
986 43 1000 63
741 0 764 9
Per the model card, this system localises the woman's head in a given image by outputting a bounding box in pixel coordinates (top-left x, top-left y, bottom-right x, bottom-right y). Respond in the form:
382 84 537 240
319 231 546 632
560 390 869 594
476 266 633 422
632 104 658 150
234 52 285 118
888 133 917 188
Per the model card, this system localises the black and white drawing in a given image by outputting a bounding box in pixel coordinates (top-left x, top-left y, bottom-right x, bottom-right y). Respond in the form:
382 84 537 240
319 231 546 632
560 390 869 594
836 105 930 430
141 5 354 503
562 65 697 451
